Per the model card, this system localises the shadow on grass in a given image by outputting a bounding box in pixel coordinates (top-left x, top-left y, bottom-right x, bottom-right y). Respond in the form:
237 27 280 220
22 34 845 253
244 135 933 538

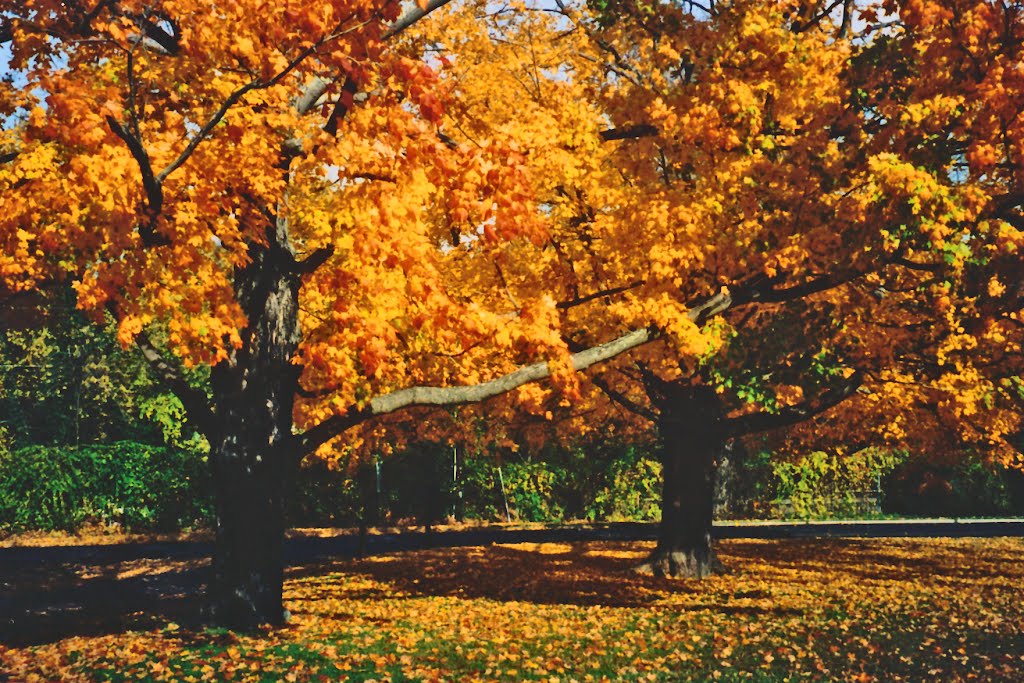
0 556 209 647
8 537 1019 648
289 540 800 621
289 541 675 609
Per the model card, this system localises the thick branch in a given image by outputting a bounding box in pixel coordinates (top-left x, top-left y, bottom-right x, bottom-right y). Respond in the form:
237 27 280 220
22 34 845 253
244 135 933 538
592 374 659 422
296 246 334 275
323 76 358 137
725 370 864 438
690 288 734 325
135 331 217 437
383 0 455 40
135 15 179 55
107 116 161 212
599 124 659 141
106 116 168 246
294 327 657 457
891 255 941 272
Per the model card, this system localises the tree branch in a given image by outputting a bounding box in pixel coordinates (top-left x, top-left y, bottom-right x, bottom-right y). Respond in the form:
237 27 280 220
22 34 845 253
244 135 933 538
296 245 334 275
383 0 456 40
293 326 658 458
135 330 217 438
556 280 644 310
592 374 659 422
599 124 659 141
725 370 864 438
106 116 169 246
323 75 358 137
155 81 259 183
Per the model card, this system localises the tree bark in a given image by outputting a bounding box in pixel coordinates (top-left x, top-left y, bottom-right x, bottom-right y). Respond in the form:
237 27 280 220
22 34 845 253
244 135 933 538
634 384 725 579
206 234 302 629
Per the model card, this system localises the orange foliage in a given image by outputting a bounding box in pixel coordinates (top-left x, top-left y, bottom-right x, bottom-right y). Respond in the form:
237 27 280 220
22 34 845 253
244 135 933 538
0 0 1020 466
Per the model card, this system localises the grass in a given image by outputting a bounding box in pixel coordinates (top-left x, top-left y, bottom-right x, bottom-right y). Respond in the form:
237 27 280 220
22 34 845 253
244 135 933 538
2 537 1023 681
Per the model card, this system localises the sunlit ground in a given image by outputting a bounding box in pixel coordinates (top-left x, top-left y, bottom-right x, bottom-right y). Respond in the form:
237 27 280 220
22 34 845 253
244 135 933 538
2 537 1023 682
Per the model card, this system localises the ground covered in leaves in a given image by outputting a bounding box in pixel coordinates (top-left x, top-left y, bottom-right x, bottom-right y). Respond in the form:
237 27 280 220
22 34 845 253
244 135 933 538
2 537 1022 682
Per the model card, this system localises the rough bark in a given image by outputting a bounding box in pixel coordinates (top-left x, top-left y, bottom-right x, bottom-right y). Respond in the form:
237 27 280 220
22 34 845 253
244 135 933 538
205 230 302 629
634 384 725 579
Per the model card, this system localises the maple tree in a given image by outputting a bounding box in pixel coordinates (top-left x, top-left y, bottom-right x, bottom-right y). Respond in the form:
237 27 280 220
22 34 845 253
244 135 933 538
0 0 583 627
397 0 1024 577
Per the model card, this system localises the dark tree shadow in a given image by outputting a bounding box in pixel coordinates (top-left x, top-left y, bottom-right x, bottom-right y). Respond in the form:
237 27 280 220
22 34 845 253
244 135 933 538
0 555 209 647
289 541 679 608
8 535 1018 648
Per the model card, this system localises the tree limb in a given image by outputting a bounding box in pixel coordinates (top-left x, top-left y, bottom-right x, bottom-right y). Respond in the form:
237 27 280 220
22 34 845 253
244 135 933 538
383 0 456 40
592 374 659 422
599 124 659 141
296 245 335 275
293 326 657 458
106 116 169 246
135 330 217 438
725 370 864 438
556 280 644 310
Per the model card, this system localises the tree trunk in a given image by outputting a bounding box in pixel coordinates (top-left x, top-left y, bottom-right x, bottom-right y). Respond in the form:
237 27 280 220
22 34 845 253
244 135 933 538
634 383 725 579
206 234 302 629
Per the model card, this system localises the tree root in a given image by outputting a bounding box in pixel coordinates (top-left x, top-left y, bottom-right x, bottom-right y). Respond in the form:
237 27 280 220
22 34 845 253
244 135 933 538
632 548 724 579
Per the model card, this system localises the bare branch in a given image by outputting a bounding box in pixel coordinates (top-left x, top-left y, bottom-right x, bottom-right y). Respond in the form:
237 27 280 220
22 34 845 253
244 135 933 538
106 116 169 246
592 374 659 422
155 82 259 183
556 280 644 309
599 124 659 141
690 288 734 325
323 76 358 137
891 255 942 272
296 245 334 275
107 116 161 210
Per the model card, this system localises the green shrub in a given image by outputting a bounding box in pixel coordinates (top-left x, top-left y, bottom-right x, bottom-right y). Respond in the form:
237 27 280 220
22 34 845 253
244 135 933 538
589 447 662 521
500 460 565 522
0 441 211 532
763 448 906 520
883 458 1024 517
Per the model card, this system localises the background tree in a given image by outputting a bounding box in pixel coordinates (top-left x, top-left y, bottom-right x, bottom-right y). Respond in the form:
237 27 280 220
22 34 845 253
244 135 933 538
411 0 1024 576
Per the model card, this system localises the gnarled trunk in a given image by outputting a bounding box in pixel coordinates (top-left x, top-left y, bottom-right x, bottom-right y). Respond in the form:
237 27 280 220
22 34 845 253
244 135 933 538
635 384 725 579
206 236 302 628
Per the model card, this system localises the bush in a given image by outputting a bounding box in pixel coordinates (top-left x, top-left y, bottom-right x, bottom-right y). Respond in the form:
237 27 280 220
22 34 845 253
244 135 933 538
0 441 212 532
589 446 662 521
753 448 905 520
882 458 1024 517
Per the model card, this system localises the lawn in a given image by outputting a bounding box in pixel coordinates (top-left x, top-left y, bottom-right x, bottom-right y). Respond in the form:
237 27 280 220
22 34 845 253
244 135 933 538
2 537 1023 681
